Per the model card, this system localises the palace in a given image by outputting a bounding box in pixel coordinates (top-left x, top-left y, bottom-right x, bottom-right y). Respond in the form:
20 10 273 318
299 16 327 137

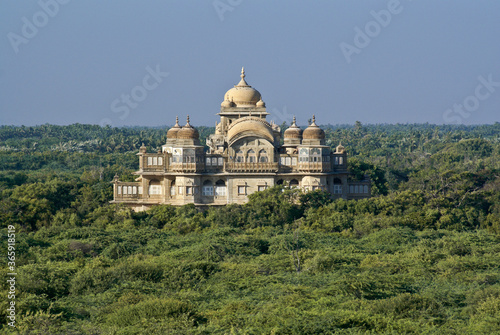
111 68 370 211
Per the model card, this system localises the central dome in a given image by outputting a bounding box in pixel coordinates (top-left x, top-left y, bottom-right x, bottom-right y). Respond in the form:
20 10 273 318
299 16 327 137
223 67 262 107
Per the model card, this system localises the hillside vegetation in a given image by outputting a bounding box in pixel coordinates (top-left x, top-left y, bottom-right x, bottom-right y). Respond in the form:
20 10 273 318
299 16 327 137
1 123 499 334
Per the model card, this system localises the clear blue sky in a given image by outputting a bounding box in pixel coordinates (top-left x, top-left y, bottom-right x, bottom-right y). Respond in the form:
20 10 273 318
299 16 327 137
1 0 499 127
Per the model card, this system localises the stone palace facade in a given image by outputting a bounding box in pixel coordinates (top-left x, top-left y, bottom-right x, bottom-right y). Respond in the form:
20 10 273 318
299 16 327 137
111 69 370 211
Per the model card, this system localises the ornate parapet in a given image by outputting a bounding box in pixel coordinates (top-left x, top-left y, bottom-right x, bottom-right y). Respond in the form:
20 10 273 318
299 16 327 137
114 181 142 200
140 153 167 172
297 162 331 173
169 162 204 173
225 162 278 173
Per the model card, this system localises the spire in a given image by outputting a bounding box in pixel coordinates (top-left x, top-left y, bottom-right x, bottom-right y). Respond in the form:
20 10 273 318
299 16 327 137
174 116 179 127
186 115 191 127
236 66 249 87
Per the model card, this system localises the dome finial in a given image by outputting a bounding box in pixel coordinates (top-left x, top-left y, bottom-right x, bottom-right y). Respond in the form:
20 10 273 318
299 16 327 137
236 67 249 87
312 115 317 125
186 115 190 126
175 116 179 126
292 116 296 125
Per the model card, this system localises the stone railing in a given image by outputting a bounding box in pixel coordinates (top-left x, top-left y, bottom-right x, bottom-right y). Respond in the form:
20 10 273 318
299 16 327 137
142 154 166 171
169 162 204 173
115 182 142 200
225 162 279 173
297 162 331 172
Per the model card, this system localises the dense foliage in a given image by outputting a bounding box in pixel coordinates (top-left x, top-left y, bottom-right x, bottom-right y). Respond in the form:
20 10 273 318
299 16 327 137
1 122 499 334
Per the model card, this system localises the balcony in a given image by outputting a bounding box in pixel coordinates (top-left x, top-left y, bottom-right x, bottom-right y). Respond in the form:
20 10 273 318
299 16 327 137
297 162 331 172
142 154 166 172
169 162 204 173
225 162 278 173
115 182 142 200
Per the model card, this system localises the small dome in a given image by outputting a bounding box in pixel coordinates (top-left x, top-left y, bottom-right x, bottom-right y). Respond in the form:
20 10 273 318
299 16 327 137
221 95 235 107
177 116 199 140
166 116 181 139
223 67 262 107
256 97 265 108
284 116 302 139
302 115 325 140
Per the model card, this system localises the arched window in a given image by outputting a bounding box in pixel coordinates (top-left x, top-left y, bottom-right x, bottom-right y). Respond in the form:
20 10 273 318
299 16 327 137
247 149 256 163
202 180 213 196
215 180 226 196
276 179 284 185
290 179 299 188
259 149 268 163
149 180 161 195
310 148 321 162
236 150 244 163
333 178 342 194
363 185 369 194
299 148 309 162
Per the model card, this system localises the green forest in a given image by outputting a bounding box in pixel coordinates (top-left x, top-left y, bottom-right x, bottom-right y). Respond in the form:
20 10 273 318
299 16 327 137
1 122 500 334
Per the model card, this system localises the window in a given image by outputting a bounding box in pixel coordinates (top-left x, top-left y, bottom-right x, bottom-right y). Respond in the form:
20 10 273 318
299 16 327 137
349 185 354 193
123 186 127 195
117 186 121 195
333 185 342 194
236 150 244 163
364 185 369 194
215 180 226 196
285 157 291 165
206 157 211 166
186 186 192 195
202 186 213 196
218 157 223 166
290 179 299 188
178 187 183 195
138 187 143 194
202 180 213 196
259 150 268 163
292 157 297 166
238 186 245 195
147 157 152 165
212 157 217 166
258 186 266 192
247 149 256 163
339 157 344 165
152 157 157 165
132 186 137 195
355 185 359 193
158 157 163 165
170 186 176 196
149 185 161 195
